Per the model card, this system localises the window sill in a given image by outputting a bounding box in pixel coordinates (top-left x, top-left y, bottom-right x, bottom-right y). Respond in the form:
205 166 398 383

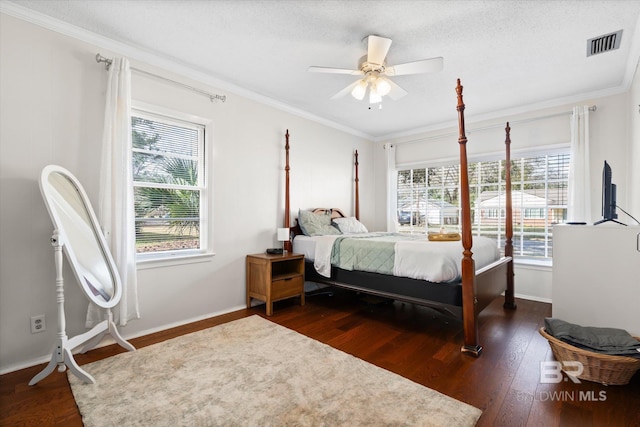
136 251 215 270
514 257 552 270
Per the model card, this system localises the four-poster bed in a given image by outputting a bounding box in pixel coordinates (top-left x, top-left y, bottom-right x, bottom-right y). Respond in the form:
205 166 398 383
283 79 516 356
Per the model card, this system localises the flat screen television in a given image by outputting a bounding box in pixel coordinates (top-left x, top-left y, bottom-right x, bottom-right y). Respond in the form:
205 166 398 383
594 160 624 225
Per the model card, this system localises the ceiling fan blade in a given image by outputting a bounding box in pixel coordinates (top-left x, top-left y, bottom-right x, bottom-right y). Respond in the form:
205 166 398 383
367 35 392 65
331 80 362 99
385 57 444 76
386 79 408 101
308 66 363 75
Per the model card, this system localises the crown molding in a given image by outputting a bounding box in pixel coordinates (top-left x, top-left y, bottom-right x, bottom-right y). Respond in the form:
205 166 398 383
377 84 629 143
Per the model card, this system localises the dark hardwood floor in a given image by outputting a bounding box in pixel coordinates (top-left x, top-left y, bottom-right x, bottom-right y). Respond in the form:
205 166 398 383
2 289 639 426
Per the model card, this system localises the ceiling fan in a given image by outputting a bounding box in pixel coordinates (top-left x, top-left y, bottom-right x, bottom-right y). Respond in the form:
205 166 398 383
308 35 443 104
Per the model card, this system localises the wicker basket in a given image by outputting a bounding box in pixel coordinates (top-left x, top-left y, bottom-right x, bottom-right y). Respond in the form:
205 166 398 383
539 327 640 385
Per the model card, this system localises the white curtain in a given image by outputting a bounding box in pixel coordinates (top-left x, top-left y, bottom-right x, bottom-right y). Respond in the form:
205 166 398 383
385 143 398 232
87 57 140 327
567 106 592 223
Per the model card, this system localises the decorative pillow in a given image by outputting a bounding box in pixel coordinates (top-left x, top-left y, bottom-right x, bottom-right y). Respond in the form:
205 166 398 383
427 232 461 241
332 217 368 234
298 209 341 236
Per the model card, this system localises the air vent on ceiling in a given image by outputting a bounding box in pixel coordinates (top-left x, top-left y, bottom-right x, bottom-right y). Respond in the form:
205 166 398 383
587 30 623 57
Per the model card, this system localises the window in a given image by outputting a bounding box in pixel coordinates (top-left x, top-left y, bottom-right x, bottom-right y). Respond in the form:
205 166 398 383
485 209 505 219
524 208 545 219
131 108 207 258
397 152 570 260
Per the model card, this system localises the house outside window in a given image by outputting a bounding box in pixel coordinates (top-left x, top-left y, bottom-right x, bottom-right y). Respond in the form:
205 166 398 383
131 108 208 259
397 152 570 260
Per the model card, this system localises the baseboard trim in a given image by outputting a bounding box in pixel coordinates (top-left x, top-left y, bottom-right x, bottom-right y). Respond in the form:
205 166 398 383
514 293 552 304
0 304 246 376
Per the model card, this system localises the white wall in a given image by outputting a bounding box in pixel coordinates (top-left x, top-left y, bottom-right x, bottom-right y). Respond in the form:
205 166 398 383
0 14 371 373
373 91 633 302
629 59 640 216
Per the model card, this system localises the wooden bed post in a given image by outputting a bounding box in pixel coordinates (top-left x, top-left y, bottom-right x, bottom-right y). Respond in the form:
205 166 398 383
354 150 360 220
284 130 292 252
504 123 517 310
456 79 481 357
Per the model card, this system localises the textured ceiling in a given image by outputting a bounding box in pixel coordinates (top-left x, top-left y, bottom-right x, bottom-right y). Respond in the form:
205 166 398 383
5 0 640 140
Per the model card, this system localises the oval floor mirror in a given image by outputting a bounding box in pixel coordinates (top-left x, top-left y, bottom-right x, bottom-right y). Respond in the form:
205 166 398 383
29 165 135 385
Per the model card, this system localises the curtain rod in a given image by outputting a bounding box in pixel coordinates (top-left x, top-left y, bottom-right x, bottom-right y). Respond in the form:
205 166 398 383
395 105 596 146
95 54 226 103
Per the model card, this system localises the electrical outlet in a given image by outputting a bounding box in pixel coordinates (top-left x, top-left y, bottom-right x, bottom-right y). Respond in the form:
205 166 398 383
31 315 46 333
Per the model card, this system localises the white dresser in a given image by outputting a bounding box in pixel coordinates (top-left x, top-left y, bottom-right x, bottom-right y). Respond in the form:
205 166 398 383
552 224 640 336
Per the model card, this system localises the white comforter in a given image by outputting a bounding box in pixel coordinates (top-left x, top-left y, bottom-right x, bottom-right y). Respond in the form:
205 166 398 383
393 237 499 282
308 234 500 283
312 235 342 278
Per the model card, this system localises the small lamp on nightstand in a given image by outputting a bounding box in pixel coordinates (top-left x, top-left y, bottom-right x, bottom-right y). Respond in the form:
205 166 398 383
277 227 290 253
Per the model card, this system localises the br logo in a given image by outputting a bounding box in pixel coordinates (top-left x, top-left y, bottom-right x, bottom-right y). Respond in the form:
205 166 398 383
540 361 583 384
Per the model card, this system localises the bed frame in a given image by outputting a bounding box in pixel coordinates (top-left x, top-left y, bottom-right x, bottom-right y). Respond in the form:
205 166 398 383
284 79 516 356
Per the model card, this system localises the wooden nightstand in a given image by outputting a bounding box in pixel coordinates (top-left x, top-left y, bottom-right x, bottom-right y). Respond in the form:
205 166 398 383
246 252 305 316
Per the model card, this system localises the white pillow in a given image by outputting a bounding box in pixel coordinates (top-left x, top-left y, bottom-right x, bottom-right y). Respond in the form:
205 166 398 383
332 217 368 234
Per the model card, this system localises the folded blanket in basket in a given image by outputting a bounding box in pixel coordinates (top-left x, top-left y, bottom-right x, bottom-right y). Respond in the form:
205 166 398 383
544 318 640 358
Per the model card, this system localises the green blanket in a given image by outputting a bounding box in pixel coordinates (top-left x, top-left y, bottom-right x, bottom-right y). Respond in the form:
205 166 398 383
330 233 423 275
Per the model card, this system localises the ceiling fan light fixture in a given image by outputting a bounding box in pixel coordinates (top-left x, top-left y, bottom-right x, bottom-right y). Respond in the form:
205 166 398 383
369 90 382 104
310 34 441 104
351 79 368 100
373 77 391 97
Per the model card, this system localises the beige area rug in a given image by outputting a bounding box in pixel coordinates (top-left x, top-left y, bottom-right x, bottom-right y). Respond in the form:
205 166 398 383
69 315 481 426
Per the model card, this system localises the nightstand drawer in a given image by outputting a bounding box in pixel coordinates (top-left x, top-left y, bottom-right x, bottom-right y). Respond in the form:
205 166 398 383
272 275 304 300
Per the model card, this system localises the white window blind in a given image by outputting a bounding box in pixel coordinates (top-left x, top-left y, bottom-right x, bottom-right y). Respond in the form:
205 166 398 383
397 152 570 260
131 110 206 256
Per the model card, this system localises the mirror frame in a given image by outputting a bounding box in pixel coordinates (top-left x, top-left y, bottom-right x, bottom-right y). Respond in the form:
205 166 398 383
39 165 122 309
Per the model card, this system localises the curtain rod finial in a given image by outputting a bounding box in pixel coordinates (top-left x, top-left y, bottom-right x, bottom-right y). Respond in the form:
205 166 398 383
95 53 112 70
209 94 226 103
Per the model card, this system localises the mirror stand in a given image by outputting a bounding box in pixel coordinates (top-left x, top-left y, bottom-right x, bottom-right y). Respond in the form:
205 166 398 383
29 232 135 386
